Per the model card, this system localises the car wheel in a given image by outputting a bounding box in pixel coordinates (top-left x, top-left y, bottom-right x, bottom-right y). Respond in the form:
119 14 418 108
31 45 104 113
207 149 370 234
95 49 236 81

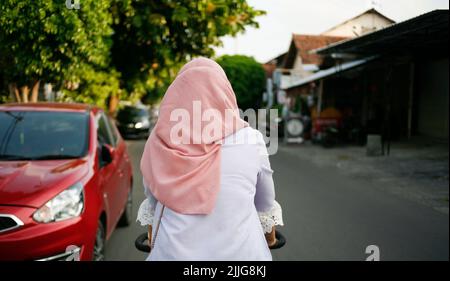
118 188 132 227
93 221 106 261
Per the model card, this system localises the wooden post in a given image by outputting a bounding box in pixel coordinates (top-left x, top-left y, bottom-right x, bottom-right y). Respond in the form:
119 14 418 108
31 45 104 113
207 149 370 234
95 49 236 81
381 65 393 156
407 62 415 139
317 79 324 116
385 66 393 156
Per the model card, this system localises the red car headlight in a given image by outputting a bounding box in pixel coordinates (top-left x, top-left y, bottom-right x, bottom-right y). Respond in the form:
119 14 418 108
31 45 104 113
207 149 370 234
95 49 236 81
33 182 84 223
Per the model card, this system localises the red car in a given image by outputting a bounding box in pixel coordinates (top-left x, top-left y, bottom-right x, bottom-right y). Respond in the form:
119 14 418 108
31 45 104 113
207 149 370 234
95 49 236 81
0 103 133 261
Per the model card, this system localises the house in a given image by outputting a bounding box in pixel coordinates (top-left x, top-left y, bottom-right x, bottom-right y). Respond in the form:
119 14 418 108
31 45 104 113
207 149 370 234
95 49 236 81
281 8 396 85
282 34 347 77
283 10 449 144
321 8 395 37
264 7 396 107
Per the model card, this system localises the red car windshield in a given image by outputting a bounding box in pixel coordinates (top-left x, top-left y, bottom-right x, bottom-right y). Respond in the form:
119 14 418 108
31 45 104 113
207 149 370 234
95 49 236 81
0 110 89 161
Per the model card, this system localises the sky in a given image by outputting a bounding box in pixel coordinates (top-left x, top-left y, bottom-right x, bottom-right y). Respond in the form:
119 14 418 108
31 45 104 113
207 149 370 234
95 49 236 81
214 0 449 63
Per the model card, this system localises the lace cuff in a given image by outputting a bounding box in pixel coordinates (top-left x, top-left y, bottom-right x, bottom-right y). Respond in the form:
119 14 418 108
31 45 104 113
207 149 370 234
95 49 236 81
258 200 284 233
136 198 155 226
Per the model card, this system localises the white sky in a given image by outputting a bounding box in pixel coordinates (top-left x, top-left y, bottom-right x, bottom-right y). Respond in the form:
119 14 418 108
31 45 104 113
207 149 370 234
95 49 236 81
214 0 449 63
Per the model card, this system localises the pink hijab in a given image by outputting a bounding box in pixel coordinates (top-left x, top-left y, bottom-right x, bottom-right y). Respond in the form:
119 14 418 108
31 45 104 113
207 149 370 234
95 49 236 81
177 57 228 78
140 58 248 215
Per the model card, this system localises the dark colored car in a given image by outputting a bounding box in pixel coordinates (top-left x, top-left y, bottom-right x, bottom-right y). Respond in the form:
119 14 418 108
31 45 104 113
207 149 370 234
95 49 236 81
0 103 133 261
115 106 151 139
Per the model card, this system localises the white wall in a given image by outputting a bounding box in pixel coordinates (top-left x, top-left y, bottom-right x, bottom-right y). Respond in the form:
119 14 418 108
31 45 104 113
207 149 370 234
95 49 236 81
322 12 393 37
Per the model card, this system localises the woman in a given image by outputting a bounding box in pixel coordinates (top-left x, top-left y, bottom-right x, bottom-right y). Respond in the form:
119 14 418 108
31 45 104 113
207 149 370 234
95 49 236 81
137 57 283 261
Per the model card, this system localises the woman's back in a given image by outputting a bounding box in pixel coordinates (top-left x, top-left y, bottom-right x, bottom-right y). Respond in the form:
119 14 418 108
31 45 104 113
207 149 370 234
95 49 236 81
147 127 273 261
139 57 281 261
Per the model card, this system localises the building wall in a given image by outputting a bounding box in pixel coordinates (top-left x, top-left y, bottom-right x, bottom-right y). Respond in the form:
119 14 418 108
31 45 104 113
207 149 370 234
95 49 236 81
416 57 449 140
293 56 303 70
322 12 393 37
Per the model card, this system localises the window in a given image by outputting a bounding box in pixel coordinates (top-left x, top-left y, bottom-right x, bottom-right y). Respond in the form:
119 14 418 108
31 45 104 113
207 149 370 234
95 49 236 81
0 111 89 160
106 115 119 146
97 112 114 147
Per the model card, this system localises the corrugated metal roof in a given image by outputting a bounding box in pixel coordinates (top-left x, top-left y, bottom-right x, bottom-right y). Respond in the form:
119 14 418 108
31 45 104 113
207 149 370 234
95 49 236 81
282 56 376 90
314 10 448 56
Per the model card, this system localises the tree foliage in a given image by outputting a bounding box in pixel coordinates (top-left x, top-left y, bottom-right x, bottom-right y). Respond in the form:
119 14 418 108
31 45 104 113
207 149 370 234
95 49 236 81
0 0 265 107
59 66 121 109
0 0 113 102
111 0 265 101
217 55 266 110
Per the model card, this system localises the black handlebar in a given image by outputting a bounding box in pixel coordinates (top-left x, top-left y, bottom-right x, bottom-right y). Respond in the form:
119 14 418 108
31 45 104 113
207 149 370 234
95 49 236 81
270 230 286 250
135 230 286 253
135 233 151 252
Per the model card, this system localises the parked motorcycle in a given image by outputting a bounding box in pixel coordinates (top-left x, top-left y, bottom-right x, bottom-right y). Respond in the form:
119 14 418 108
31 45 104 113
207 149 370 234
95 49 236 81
321 125 340 148
318 116 366 148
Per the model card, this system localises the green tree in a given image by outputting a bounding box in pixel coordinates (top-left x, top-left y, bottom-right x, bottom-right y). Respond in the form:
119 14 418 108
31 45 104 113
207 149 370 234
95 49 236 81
217 55 265 109
110 0 265 102
0 0 113 102
59 65 121 109
0 1 265 108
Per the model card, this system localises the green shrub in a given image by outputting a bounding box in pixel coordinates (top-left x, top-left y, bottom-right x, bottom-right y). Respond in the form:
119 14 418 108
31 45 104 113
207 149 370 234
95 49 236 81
217 55 265 110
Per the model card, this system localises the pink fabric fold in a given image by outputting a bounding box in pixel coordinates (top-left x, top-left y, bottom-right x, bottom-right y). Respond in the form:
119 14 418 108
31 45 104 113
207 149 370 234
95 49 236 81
140 58 248 215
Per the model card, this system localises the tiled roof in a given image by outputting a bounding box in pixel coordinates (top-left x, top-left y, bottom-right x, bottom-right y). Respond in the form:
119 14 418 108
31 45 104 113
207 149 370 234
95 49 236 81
292 34 347 65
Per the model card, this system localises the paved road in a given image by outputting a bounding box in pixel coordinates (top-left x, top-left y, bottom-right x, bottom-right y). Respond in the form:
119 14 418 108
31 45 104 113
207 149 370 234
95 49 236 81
105 140 449 261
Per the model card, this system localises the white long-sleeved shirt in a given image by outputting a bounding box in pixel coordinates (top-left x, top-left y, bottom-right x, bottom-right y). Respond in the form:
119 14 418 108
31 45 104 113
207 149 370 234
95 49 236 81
137 126 283 261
